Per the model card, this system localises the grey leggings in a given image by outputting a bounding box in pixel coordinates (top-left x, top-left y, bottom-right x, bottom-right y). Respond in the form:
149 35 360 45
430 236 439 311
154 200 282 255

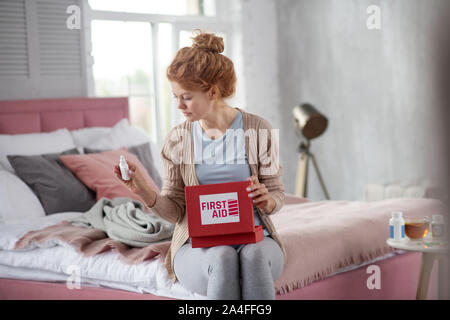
173 237 284 300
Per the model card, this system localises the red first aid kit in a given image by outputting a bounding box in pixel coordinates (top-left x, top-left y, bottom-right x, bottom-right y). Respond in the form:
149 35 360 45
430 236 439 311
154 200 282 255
185 180 264 248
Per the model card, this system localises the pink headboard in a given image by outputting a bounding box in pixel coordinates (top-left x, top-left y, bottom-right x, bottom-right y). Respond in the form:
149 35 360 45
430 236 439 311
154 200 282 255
0 97 129 134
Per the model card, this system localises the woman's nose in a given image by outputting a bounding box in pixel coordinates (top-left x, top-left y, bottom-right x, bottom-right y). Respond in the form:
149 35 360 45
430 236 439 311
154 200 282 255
177 100 186 110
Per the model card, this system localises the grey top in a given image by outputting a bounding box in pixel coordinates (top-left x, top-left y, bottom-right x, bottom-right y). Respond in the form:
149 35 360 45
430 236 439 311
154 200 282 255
192 109 269 239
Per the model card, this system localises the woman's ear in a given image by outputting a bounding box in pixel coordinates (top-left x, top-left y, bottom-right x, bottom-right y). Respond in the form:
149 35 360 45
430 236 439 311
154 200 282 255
208 85 220 101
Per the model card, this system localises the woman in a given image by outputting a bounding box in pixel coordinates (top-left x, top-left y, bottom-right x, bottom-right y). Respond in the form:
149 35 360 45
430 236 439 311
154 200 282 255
114 30 286 300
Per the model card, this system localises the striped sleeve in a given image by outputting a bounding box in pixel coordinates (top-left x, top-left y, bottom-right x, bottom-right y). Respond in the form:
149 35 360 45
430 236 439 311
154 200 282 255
256 117 285 215
150 127 186 224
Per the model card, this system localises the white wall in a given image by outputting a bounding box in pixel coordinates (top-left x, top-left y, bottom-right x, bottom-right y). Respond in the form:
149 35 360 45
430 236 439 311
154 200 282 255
239 0 282 131
240 0 449 201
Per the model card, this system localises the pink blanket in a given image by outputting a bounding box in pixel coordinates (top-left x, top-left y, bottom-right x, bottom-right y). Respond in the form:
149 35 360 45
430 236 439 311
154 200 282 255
272 197 446 294
14 221 171 264
14 196 446 295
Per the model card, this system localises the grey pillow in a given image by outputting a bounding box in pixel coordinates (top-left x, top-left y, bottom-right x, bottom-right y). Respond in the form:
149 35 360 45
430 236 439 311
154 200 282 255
7 148 97 215
84 142 163 189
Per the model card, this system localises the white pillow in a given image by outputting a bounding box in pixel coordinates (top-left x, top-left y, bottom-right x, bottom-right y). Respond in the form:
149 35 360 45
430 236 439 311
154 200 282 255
86 119 148 148
0 128 76 173
71 126 112 148
0 170 46 224
76 118 163 176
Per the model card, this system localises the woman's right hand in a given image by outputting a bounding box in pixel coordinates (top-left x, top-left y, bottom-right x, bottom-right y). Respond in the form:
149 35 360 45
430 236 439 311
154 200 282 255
113 160 149 197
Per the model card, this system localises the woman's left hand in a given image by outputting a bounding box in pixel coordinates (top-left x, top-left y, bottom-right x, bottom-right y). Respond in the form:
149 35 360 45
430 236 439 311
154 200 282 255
246 175 276 214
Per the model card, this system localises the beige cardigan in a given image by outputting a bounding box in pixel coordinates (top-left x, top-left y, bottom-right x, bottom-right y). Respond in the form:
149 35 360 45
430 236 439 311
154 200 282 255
150 107 286 283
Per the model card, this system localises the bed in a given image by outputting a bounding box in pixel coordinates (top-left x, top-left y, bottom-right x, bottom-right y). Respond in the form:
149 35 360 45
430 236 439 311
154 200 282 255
0 97 442 300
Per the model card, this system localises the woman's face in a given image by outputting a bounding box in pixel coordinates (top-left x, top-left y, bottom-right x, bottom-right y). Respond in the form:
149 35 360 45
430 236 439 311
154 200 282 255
170 81 214 122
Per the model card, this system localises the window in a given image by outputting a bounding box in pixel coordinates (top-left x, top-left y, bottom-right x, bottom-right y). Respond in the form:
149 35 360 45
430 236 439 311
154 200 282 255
86 0 232 147
88 0 216 16
91 20 155 136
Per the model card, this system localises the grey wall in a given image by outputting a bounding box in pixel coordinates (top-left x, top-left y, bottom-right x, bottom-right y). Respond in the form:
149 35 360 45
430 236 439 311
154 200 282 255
240 0 282 132
242 0 449 201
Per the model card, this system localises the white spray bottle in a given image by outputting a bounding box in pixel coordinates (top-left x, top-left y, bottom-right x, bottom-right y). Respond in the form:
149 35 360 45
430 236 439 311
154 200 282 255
119 155 130 181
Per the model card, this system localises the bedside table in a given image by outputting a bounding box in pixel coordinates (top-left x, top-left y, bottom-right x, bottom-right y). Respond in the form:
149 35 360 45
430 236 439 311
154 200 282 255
387 238 448 300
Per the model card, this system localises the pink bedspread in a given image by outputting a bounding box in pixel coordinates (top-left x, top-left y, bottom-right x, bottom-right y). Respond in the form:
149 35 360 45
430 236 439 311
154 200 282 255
13 196 446 295
272 197 446 294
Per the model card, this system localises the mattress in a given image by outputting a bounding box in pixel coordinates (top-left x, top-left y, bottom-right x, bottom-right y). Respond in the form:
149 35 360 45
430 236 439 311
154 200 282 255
0 211 403 299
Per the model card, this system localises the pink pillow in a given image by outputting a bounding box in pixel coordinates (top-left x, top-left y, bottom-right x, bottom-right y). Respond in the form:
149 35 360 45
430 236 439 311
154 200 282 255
60 148 160 202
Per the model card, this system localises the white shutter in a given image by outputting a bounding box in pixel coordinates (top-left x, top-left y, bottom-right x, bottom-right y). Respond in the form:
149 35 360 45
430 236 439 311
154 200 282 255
37 0 82 76
0 0 29 76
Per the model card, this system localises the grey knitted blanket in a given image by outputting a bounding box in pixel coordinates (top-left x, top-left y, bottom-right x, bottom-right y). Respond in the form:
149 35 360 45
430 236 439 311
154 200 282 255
71 197 174 248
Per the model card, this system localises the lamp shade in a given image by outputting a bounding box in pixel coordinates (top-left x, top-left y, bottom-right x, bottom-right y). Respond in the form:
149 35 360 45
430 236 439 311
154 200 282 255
293 103 328 140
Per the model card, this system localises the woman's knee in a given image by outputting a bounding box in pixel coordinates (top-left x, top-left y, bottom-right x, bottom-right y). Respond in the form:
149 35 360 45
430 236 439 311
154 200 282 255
239 243 266 264
206 246 239 274
239 239 284 280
